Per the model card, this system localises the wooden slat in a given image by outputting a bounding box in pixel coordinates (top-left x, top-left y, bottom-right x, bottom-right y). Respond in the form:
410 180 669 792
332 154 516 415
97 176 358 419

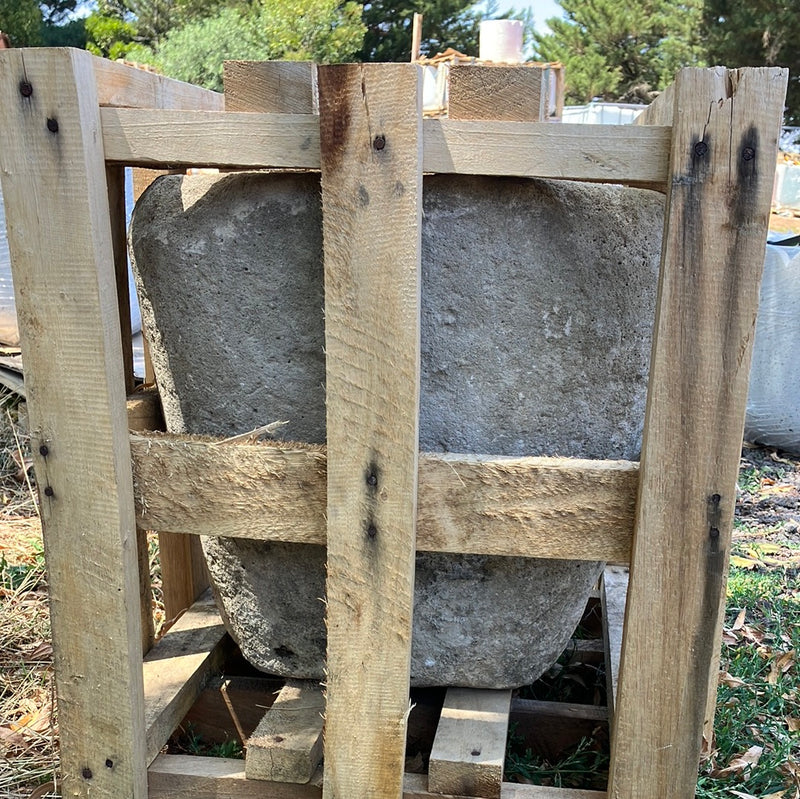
634 82 675 127
448 65 544 121
93 54 223 110
148 758 606 798
101 108 321 168
423 120 668 186
245 680 325 783
429 688 512 798
129 434 637 563
99 107 669 186
143 591 228 765
127 389 165 432
318 63 422 799
608 66 788 799
224 60 317 113
600 567 628 719
0 47 147 797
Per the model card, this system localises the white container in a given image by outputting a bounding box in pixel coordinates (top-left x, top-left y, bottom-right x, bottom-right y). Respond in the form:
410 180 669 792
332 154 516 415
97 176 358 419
479 19 524 63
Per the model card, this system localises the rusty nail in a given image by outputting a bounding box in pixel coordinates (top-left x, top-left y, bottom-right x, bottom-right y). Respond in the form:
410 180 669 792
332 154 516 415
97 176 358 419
46 118 59 133
82 767 93 780
694 141 708 157
105 759 114 769
373 134 386 151
19 81 33 97
742 147 755 161
39 445 49 457
44 486 54 497
709 527 720 540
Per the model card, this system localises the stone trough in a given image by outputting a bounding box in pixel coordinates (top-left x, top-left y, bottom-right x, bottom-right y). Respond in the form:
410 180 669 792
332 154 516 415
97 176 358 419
130 171 663 688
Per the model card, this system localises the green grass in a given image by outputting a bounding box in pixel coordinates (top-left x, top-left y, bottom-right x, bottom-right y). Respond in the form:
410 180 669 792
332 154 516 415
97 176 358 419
696 562 800 799
504 560 800 795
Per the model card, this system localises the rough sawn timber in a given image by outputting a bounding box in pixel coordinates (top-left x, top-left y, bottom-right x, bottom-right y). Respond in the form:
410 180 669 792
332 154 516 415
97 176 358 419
428 688 512 798
129 433 637 563
99 106 669 187
0 47 147 798
608 66 788 799
148 758 606 798
318 63 423 799
448 65 544 121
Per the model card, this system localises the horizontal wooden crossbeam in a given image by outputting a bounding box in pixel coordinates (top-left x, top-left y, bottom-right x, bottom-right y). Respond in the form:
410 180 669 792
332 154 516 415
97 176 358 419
130 432 636 564
100 107 669 187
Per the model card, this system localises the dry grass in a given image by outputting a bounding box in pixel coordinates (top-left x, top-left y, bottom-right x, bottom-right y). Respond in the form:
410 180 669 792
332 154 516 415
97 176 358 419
0 391 58 798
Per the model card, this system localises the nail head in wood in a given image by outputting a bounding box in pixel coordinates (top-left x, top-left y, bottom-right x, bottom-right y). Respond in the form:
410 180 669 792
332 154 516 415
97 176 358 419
46 117 59 133
19 81 33 97
372 134 386 151
694 140 708 157
742 146 755 161
44 486 54 497
39 444 49 456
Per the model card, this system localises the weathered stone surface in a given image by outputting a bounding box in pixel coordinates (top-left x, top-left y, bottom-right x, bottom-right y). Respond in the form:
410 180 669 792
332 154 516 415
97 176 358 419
130 171 663 688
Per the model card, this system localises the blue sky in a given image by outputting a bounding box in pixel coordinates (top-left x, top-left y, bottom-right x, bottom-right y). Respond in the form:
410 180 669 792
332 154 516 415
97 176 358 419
494 0 565 35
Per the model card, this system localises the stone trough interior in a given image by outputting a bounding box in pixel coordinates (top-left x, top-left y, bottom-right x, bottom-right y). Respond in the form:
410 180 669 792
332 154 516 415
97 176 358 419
129 171 663 689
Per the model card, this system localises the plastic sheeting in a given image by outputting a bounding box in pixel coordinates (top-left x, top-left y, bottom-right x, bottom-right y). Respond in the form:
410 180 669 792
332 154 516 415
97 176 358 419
745 242 800 454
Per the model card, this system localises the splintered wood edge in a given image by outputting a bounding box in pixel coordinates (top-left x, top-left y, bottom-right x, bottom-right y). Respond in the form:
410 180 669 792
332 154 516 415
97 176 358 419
147 757 606 798
130 432 637 563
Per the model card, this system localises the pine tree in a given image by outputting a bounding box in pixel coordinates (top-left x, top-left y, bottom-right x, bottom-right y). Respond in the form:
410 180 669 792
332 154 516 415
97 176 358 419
705 0 799 123
533 0 704 104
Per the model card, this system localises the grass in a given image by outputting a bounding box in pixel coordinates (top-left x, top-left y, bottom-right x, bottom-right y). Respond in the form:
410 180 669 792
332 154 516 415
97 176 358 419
1 384 798 795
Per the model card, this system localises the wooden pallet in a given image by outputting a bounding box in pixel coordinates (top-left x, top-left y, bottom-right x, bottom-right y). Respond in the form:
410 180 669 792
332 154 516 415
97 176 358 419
0 49 787 799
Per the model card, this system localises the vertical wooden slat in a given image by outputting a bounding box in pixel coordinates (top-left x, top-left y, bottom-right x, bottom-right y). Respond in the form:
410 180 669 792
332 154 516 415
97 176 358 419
223 61 317 114
0 48 147 797
318 63 423 799
448 65 544 121
608 66 788 799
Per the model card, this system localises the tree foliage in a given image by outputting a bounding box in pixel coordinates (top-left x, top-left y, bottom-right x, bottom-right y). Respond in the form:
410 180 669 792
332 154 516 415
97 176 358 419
359 0 533 63
533 0 705 104
0 0 43 45
135 0 365 90
704 0 800 123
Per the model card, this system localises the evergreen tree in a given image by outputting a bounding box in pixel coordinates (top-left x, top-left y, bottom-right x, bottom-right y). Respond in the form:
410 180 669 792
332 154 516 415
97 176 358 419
704 0 800 123
360 0 483 61
0 0 43 45
533 0 705 104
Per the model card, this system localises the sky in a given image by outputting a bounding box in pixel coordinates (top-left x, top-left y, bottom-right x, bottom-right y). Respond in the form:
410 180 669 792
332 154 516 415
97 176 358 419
494 0 565 36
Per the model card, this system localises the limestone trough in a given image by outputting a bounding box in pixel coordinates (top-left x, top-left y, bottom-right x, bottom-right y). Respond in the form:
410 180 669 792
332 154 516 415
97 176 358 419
130 171 663 688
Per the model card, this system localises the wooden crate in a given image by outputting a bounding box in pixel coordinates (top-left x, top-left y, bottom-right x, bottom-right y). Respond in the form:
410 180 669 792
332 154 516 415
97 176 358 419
0 49 787 799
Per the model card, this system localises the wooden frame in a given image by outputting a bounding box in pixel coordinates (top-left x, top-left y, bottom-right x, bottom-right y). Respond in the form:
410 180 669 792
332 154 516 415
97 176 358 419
0 49 787 799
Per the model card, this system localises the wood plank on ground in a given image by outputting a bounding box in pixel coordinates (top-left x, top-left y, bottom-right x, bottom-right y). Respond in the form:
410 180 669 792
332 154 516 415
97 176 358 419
224 60 317 113
129 434 637 563
600 566 628 719
246 680 325 784
0 47 147 798
318 62 423 799
99 107 669 187
143 591 228 765
148 757 607 798
429 688 513 798
448 65 544 121
608 66 788 799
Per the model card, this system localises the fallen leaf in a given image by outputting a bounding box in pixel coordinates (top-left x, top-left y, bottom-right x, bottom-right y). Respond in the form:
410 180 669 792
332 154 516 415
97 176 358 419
769 650 796 684
731 555 763 570
732 608 747 630
729 790 758 799
787 717 800 732
712 745 763 777
723 629 740 645
720 671 747 689
770 451 795 464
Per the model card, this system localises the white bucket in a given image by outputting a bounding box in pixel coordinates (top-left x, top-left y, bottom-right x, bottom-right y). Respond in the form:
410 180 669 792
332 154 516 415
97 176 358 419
479 19 524 63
